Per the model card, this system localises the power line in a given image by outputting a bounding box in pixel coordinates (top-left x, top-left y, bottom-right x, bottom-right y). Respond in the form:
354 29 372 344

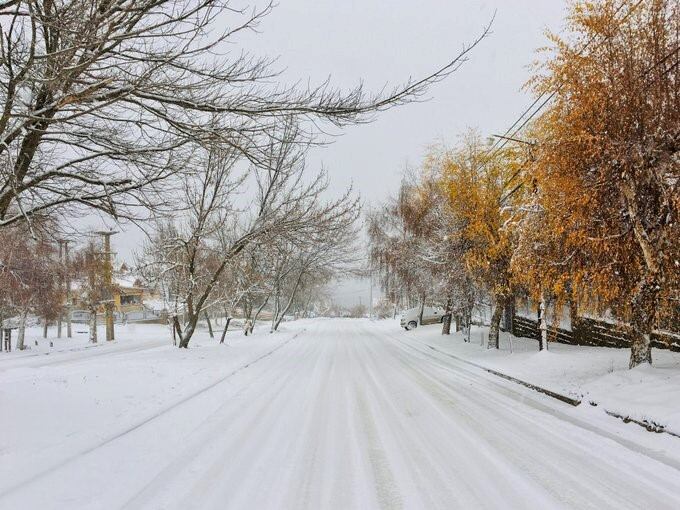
503 0 645 147
473 0 646 187
467 0 649 204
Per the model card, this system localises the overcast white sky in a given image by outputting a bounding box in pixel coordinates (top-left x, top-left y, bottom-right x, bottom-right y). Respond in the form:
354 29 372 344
243 0 567 207
105 0 568 305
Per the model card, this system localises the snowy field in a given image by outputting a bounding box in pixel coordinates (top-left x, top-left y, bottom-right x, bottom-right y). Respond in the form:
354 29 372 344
1 319 680 509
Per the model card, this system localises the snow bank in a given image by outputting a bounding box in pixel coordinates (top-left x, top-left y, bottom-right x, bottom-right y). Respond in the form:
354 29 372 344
0 320 307 492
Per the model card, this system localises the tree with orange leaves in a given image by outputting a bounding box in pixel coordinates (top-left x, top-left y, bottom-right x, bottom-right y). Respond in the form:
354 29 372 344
526 0 679 367
438 131 526 348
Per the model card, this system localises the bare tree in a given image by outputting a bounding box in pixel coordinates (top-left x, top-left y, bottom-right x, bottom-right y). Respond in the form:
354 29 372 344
71 241 106 343
0 1 491 230
141 120 360 347
269 201 359 333
0 224 60 349
367 177 443 324
235 246 277 336
215 264 252 343
140 144 243 345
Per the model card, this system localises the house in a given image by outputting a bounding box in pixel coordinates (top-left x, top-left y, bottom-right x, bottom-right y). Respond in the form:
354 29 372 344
70 270 164 323
114 275 145 313
112 274 164 323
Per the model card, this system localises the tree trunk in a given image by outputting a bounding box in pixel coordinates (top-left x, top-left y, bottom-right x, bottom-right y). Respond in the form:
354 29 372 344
465 294 475 342
89 308 97 344
505 299 515 336
273 274 304 332
620 180 661 368
567 283 579 342
487 298 504 349
57 314 62 338
249 294 270 335
105 304 115 342
417 295 426 325
171 314 182 346
270 309 277 333
66 308 72 338
270 289 280 333
273 293 295 332
178 314 198 348
442 296 452 335
538 291 548 351
204 311 214 339
629 326 653 368
43 318 48 338
220 317 232 344
463 305 473 342
628 276 658 368
66 257 73 339
16 310 28 350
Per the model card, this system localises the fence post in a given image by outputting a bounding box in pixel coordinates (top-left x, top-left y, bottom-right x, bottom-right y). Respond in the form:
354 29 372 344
2 329 11 352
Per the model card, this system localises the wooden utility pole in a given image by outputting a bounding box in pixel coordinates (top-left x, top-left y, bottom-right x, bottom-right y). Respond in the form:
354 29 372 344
368 268 373 320
96 231 118 342
57 241 62 338
57 241 64 338
64 240 72 338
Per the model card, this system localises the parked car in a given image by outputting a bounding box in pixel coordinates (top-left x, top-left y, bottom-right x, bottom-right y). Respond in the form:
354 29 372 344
400 306 446 330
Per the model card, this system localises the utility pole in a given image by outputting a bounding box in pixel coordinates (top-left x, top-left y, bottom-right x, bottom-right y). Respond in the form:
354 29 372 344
96 231 118 342
57 241 64 338
56 239 73 338
64 240 72 338
368 268 373 320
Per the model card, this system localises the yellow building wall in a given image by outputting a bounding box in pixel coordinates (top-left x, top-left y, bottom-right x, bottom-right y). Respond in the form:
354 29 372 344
114 288 146 313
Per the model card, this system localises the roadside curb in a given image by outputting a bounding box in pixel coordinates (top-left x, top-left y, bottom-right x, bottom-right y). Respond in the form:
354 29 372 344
419 340 679 439
599 408 680 439
420 342 582 406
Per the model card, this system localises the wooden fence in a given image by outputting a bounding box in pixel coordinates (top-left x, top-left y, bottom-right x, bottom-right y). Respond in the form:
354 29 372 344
507 312 680 352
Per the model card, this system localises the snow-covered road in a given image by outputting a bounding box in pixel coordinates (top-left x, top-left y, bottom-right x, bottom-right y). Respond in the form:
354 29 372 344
1 319 679 509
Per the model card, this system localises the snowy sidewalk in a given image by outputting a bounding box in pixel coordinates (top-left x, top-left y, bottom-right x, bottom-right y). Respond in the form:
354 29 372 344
390 320 680 436
0 321 306 493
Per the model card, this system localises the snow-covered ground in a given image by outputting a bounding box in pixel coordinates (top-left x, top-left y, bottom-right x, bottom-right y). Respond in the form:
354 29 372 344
404 321 680 435
1 319 680 509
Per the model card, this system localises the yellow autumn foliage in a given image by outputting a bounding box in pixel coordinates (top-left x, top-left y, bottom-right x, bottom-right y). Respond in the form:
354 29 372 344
434 130 526 301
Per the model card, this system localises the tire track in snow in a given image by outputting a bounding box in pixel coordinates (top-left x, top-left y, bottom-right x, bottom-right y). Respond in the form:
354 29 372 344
371 333 595 507
0 338 168 374
356 326 527 508
0 329 305 500
284 335 339 509
151 333 324 510
354 388 403 510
